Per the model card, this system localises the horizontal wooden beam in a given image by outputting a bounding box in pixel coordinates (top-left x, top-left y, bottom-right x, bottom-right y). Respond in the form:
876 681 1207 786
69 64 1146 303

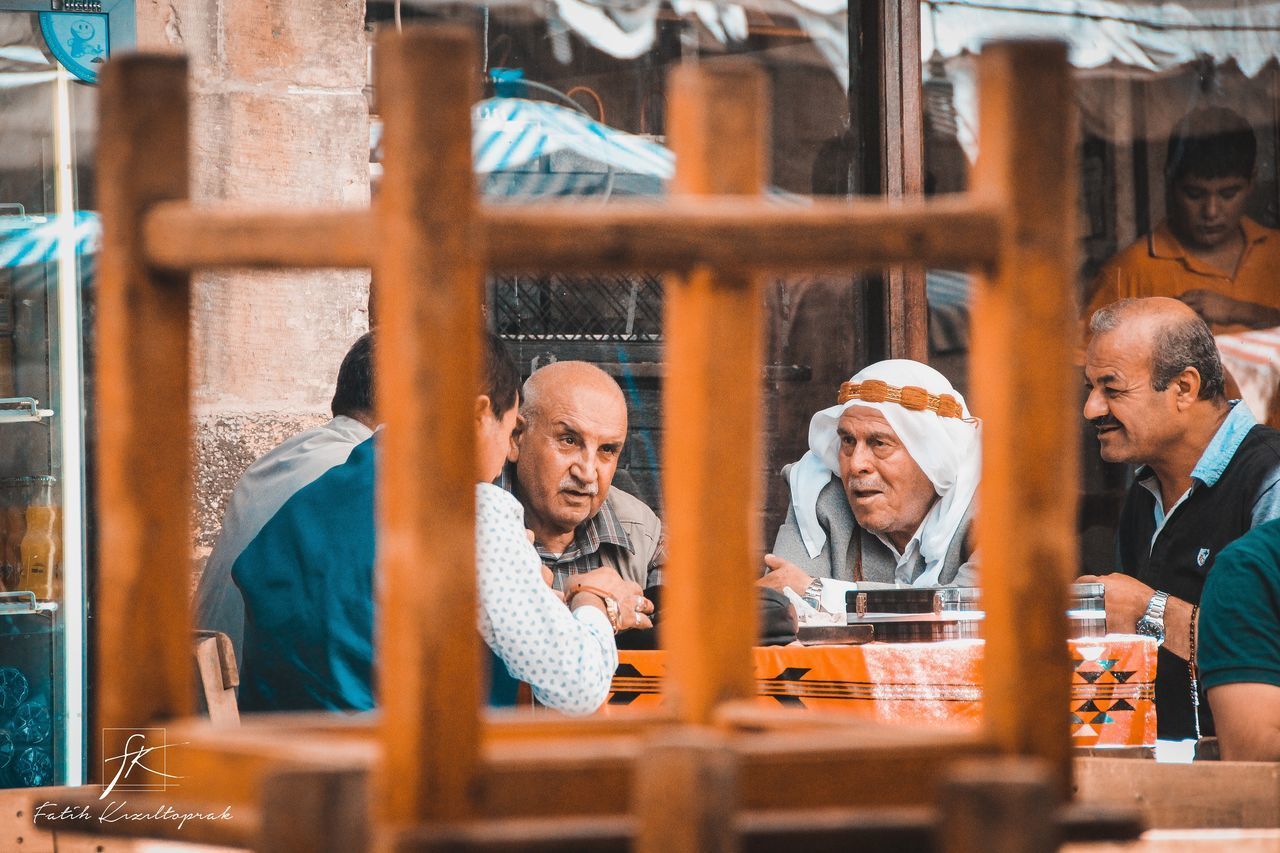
142 717 989 816
1076 757 1280 829
141 197 1004 274
33 784 1143 851
484 196 1002 273
391 804 1142 853
143 204 374 271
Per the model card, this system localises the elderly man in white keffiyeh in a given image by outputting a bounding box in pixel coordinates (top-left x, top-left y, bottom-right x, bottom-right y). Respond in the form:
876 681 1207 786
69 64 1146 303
759 360 981 612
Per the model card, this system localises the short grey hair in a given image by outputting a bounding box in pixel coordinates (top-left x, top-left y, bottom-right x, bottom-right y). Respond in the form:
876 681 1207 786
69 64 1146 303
1089 299 1226 401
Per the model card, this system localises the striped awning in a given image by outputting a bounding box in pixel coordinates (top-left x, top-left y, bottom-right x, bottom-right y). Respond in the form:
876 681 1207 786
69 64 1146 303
473 97 674 179
0 211 99 269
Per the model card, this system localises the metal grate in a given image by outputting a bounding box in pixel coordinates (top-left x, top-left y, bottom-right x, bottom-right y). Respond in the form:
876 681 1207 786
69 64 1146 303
489 273 664 341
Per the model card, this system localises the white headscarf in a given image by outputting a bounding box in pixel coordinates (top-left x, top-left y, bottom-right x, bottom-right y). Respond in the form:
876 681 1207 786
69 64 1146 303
787 360 981 587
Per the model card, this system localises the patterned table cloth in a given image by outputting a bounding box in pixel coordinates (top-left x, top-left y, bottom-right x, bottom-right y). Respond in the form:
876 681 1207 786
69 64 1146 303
1217 327 1280 428
606 636 1157 748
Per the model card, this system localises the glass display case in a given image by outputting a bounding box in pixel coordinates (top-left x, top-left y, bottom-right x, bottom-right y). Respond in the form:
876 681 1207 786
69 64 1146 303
0 0 133 788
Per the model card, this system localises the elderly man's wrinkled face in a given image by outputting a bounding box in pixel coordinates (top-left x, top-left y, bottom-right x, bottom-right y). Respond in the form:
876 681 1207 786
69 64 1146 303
837 407 939 551
514 383 628 537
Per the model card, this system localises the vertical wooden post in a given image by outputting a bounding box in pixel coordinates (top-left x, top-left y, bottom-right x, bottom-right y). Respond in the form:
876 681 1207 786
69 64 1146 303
94 56 194 741
938 758 1059 853
882 0 928 362
969 40 1077 798
373 26 484 825
662 63 767 724
634 728 739 853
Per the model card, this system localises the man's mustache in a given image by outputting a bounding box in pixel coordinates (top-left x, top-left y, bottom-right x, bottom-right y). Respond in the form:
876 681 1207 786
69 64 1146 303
1090 415 1122 431
560 479 599 495
847 478 886 493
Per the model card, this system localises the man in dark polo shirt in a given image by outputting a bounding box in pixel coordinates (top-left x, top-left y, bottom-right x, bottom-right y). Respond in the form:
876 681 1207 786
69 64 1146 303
1080 297 1280 740
1199 518 1280 760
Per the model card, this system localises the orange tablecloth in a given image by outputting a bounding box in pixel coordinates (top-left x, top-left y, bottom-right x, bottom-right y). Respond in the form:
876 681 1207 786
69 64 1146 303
1217 327 1280 428
606 636 1157 748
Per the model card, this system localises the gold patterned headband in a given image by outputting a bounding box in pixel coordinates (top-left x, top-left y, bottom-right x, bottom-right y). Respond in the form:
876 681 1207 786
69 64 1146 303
837 379 964 419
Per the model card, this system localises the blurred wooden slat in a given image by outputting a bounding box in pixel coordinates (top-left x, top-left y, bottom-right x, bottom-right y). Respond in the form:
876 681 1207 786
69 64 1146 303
373 25 485 825
939 758 1059 853
661 62 767 725
969 39 1078 800
634 728 738 853
94 55 195 742
143 205 371 270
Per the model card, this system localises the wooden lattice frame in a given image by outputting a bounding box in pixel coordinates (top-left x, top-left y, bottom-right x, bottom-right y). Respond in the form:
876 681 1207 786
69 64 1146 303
79 25 1078 851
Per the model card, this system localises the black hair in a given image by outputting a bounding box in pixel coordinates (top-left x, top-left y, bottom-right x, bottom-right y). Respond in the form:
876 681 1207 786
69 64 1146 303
331 332 374 418
1165 107 1256 184
484 332 520 418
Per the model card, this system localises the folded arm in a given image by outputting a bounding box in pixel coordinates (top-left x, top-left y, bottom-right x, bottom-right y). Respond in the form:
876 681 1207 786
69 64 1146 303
476 486 618 715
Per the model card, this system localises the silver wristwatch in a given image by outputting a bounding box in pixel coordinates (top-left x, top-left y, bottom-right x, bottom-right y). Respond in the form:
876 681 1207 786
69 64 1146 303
1135 590 1170 646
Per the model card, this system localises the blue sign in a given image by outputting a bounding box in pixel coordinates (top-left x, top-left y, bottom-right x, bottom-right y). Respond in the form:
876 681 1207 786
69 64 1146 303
38 12 109 85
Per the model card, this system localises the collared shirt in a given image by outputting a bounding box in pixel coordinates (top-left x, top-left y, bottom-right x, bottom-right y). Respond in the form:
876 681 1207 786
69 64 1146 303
872 529 924 585
1087 217 1280 335
1137 401 1280 550
497 464 666 590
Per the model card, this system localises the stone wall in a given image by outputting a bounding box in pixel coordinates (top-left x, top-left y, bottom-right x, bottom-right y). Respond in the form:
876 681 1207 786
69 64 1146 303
134 0 371 574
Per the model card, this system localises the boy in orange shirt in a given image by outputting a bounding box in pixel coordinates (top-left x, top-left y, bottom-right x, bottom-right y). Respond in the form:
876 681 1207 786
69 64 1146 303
1088 107 1280 335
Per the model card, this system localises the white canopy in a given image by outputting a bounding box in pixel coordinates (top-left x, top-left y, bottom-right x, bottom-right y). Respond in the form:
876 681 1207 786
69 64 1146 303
402 0 1280 94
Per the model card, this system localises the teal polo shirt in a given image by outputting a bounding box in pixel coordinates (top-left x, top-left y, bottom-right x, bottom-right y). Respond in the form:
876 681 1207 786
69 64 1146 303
1199 518 1280 692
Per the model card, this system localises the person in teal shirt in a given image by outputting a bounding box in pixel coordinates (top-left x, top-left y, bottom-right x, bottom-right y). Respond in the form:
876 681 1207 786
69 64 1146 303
1199 518 1280 760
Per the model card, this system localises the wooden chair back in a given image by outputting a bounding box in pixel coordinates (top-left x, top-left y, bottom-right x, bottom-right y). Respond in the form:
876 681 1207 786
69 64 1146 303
84 26 1079 850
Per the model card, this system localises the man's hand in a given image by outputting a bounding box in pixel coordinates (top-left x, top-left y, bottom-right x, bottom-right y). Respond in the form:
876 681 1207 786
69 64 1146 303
1178 289 1279 328
1078 572 1155 633
567 567 653 631
541 564 566 603
758 554 814 595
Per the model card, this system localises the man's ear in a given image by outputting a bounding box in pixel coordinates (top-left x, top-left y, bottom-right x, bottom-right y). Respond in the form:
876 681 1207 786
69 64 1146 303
474 395 492 424
508 413 527 463
1173 367 1202 410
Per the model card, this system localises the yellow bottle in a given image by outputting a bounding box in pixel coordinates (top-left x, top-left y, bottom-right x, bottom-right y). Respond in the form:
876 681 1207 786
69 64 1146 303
19 477 58 601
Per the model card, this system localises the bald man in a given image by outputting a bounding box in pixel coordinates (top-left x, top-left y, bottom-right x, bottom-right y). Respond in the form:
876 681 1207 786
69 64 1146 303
1080 297 1280 740
500 361 664 636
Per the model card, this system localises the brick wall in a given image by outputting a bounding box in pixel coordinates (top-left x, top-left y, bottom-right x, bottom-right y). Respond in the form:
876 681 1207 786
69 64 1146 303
134 0 371 572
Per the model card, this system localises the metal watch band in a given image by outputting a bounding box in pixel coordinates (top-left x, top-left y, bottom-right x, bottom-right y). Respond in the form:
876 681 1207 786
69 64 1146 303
1145 590 1169 622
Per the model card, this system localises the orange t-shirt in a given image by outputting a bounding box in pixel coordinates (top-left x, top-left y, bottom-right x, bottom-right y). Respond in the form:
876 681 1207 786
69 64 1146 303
1086 216 1280 335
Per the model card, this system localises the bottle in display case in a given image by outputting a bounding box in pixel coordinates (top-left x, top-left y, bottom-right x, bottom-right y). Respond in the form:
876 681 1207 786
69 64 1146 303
18 477 58 602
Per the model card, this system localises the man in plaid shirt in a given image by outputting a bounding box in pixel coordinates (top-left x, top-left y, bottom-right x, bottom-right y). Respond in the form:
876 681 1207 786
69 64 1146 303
502 361 665 644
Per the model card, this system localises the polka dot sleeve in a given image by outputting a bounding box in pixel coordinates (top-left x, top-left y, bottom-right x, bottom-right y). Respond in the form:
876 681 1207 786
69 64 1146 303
475 483 618 714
